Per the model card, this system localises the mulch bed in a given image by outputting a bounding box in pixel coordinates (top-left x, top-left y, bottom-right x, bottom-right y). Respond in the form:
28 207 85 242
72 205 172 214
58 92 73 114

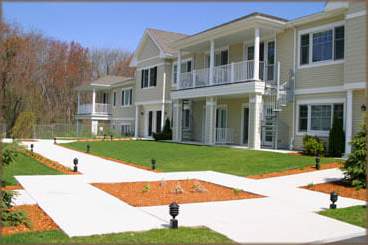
1 205 59 236
247 162 342 179
302 181 367 201
93 179 264 207
20 149 80 175
76 137 132 142
1 184 23 191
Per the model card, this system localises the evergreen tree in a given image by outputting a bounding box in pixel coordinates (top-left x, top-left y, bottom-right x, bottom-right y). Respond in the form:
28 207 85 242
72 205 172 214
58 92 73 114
328 116 345 157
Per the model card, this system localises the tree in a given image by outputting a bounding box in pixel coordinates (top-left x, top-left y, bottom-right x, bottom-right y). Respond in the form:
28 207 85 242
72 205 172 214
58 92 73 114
342 124 367 189
328 116 345 157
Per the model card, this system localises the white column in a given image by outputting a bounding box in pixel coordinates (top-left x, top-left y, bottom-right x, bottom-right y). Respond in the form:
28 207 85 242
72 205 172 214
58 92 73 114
249 93 262 149
253 27 260 80
134 105 139 138
91 120 98 136
173 99 182 142
205 96 217 145
176 51 181 89
161 72 166 130
92 88 96 114
345 90 353 155
209 40 215 85
77 91 80 114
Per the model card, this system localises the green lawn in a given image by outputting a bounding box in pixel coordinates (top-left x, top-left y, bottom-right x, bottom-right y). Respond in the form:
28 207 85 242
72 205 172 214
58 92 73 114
0 227 232 244
2 145 62 186
319 205 366 228
64 140 337 176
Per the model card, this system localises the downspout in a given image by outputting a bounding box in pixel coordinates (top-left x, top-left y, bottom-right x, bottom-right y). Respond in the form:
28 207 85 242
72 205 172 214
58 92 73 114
290 27 297 150
161 68 167 130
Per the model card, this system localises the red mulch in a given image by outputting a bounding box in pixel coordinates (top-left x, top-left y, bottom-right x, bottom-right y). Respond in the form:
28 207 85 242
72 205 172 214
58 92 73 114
247 162 342 179
77 138 132 142
93 179 264 207
1 185 23 191
1 205 59 235
302 181 368 201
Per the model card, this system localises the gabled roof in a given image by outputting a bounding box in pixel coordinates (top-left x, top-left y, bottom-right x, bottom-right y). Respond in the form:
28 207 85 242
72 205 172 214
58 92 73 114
130 28 188 67
75 75 134 91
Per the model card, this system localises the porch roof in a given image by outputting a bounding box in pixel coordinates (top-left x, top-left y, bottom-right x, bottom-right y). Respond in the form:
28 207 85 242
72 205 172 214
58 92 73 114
75 76 134 91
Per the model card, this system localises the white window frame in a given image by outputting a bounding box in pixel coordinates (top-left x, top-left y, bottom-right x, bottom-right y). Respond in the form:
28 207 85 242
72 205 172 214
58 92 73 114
296 98 345 137
121 87 133 107
139 65 158 89
297 20 345 69
216 104 228 129
204 46 229 68
172 58 193 85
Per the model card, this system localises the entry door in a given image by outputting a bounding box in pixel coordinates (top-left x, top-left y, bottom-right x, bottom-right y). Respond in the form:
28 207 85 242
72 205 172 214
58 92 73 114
156 110 162 133
242 108 249 145
148 111 153 136
216 107 227 128
262 107 273 147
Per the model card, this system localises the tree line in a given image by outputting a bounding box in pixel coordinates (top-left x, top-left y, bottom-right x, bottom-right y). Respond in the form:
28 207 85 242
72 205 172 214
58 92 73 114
0 21 135 137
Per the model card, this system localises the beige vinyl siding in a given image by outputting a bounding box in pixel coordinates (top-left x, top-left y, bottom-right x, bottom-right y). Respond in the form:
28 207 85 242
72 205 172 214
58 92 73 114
277 103 293 148
347 1 367 14
229 43 243 63
110 83 136 119
352 89 365 135
276 29 295 84
136 63 166 103
344 15 366 84
137 36 160 61
191 100 205 142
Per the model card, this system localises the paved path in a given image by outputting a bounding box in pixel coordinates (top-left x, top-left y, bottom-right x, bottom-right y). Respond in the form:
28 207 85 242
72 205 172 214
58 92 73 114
13 140 366 242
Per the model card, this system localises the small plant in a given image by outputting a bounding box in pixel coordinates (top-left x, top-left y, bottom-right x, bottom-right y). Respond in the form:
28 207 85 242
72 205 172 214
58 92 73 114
307 182 314 188
1 191 30 227
153 118 172 141
303 135 325 156
233 188 242 195
173 183 184 194
141 184 151 193
191 182 208 193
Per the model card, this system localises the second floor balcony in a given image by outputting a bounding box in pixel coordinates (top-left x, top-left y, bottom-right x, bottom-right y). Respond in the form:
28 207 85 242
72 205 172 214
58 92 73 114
77 103 112 115
178 60 276 90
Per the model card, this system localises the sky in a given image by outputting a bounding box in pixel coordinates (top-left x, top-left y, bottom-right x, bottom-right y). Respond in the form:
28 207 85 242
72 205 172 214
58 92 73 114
3 1 326 52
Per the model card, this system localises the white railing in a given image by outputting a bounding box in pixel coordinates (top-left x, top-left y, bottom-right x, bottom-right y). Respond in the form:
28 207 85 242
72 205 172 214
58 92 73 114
177 60 276 90
215 128 234 144
77 103 111 114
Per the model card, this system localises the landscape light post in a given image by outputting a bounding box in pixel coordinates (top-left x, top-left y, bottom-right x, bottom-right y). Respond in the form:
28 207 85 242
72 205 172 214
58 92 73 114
330 192 338 209
30 144 34 153
86 144 90 153
151 159 156 170
169 202 179 229
73 158 79 172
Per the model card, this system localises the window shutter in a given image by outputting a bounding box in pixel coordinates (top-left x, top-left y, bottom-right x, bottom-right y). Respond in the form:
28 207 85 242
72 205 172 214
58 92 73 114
121 90 125 106
129 89 133 105
141 70 144 88
150 67 157 86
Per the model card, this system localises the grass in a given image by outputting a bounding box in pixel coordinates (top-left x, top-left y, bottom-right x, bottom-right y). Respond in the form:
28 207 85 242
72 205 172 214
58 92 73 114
0 227 233 244
64 140 338 176
319 205 366 228
2 144 62 186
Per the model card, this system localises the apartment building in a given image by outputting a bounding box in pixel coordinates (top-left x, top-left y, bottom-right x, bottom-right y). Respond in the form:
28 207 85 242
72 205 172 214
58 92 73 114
75 1 366 154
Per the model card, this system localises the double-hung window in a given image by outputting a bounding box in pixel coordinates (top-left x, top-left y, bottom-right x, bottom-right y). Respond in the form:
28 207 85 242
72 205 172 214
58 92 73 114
299 24 344 66
121 89 133 106
172 60 192 84
141 66 157 88
298 103 344 135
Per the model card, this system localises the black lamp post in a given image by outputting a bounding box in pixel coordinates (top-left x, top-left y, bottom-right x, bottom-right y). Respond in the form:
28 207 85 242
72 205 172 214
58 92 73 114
361 104 366 112
169 202 179 229
315 154 321 170
151 159 156 170
54 137 57 144
30 144 34 153
330 192 338 209
86 144 90 153
110 134 113 141
73 158 78 172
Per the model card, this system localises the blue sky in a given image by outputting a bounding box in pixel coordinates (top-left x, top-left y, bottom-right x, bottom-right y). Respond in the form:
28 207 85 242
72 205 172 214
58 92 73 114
4 2 325 52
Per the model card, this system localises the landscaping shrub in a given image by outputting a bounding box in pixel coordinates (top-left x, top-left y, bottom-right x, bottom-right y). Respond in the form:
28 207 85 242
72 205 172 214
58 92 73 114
11 111 36 138
342 124 367 189
328 116 345 157
303 135 325 156
153 118 172 141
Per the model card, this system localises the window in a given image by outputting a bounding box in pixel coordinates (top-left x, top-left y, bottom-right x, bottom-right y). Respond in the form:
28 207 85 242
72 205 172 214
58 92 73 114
299 24 344 66
172 60 192 84
267 41 275 81
334 26 344 60
183 109 191 129
247 46 254 60
141 67 156 88
300 34 310 65
312 30 333 62
298 105 308 132
121 89 132 106
298 103 344 134
113 92 116 106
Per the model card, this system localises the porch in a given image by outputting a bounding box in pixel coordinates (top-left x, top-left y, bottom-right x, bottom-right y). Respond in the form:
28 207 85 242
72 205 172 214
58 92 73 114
76 87 112 116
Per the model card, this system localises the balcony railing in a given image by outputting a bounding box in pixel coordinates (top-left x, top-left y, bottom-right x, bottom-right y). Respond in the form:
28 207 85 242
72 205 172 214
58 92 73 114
77 103 111 115
216 128 234 144
178 60 275 90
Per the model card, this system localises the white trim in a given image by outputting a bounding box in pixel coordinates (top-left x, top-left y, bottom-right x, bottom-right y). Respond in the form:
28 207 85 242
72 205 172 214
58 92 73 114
345 10 366 20
135 100 172 106
120 87 133 107
137 63 166 71
134 55 161 65
204 46 229 68
172 58 193 85
296 97 345 105
297 20 345 69
345 90 353 154
110 117 135 121
344 82 366 90
294 85 345 95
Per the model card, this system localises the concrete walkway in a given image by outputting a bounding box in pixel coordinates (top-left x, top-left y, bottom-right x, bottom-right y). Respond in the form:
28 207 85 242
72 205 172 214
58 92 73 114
13 140 366 242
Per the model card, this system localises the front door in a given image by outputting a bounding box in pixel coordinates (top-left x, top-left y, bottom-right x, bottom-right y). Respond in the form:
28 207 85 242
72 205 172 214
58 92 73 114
262 106 273 147
148 111 153 136
242 107 249 145
216 106 227 143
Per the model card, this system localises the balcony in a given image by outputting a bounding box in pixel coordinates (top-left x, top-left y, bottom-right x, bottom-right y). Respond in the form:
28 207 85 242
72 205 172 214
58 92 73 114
77 103 112 115
177 61 275 90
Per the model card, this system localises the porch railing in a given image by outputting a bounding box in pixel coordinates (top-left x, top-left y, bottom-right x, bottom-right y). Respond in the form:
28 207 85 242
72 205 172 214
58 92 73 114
178 60 275 90
215 128 234 144
77 103 111 114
